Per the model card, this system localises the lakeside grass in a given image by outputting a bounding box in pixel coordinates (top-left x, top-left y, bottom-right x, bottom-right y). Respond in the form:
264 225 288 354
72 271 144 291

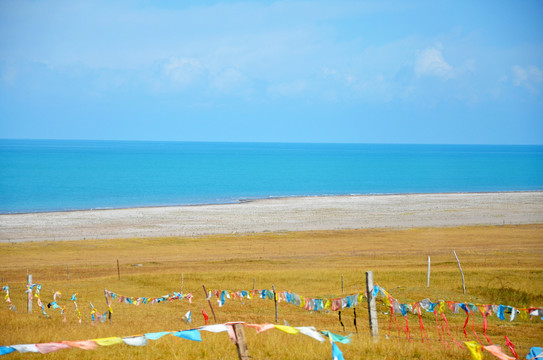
0 224 542 359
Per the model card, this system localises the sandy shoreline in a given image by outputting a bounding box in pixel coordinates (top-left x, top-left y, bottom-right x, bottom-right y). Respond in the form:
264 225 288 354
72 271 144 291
1 191 542 242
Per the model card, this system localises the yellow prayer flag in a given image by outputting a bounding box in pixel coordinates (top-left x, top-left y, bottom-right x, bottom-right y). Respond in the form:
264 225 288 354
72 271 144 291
438 300 446 314
383 296 391 307
92 337 123 346
324 299 332 309
357 293 365 303
274 325 300 335
465 341 483 360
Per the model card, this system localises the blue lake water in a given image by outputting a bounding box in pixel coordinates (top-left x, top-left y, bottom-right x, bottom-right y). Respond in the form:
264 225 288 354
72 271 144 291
1 139 542 213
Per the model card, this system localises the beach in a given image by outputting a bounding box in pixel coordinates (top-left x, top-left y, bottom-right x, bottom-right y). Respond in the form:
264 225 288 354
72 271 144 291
1 191 542 242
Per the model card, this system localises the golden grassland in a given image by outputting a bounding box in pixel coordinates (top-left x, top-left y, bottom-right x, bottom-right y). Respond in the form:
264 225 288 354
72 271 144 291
0 224 542 359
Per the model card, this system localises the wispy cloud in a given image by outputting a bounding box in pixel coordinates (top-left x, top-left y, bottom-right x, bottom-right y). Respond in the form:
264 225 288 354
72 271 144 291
211 68 253 97
512 65 543 92
268 80 307 97
415 45 454 79
163 58 205 86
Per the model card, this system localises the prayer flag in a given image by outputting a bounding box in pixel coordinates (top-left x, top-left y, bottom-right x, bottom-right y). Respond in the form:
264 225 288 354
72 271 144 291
173 329 202 342
144 332 172 341
483 345 515 360
35 342 71 354
465 341 483 360
245 323 275 333
200 324 228 333
527 347 543 360
92 337 123 346
296 326 325 342
10 344 39 353
122 336 148 347
182 310 191 324
0 346 15 356
321 331 351 344
332 342 345 360
61 340 98 350
274 325 299 335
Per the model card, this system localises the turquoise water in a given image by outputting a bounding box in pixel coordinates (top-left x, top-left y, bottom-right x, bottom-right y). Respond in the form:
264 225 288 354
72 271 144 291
1 139 542 213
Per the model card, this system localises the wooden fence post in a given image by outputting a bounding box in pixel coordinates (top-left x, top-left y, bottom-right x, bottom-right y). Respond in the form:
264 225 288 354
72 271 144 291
27 274 32 314
117 259 120 281
104 289 112 323
427 256 431 287
365 271 378 342
233 323 250 360
453 250 466 294
202 285 217 323
272 284 278 323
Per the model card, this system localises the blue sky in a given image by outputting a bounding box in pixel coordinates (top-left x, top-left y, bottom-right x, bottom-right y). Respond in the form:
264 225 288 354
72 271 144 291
0 1 542 144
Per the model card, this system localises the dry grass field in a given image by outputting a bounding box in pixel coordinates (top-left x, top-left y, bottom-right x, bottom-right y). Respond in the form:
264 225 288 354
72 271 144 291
0 224 542 359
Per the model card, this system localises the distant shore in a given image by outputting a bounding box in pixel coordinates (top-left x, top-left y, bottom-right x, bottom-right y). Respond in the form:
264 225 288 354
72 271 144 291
1 191 542 242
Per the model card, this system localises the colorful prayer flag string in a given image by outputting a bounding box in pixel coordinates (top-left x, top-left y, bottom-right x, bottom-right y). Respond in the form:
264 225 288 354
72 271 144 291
2 286 15 312
104 289 192 306
0 322 349 358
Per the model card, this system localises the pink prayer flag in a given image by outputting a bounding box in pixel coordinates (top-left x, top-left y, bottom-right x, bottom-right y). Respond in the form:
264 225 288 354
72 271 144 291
62 340 98 350
245 323 275 333
483 345 516 360
35 342 71 354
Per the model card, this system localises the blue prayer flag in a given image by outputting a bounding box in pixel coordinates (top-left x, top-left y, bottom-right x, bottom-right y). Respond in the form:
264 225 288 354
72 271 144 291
173 329 202 342
332 342 345 360
0 347 15 356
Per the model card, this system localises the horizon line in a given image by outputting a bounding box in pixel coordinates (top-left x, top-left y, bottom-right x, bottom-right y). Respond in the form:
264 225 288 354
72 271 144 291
1 137 543 147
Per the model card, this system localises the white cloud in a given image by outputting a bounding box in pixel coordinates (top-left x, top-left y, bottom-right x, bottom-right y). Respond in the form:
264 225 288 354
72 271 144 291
512 65 542 91
211 68 252 96
512 65 527 86
268 80 306 97
415 46 454 79
321 67 338 77
163 58 204 85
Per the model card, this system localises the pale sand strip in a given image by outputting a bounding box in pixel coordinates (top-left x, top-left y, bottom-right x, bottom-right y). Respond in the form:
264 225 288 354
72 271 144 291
0 192 542 242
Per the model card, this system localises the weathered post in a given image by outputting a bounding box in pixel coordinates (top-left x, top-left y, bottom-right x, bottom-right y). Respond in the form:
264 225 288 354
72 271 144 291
341 274 344 293
27 274 32 314
453 250 466 294
427 256 431 287
104 289 112 323
233 323 250 360
202 285 217 323
365 271 378 342
117 259 120 281
272 284 278 323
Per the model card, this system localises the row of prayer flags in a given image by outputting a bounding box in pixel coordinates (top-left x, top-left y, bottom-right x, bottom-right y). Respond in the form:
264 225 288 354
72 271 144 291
0 321 348 358
104 289 192 306
208 286 543 324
